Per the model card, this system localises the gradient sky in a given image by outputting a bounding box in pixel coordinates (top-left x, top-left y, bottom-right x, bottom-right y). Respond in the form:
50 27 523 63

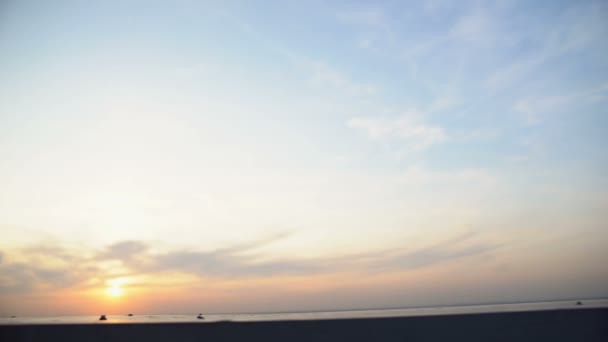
1 0 607 316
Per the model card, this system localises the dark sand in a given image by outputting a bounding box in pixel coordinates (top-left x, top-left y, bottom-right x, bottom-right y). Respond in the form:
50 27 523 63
1 308 606 342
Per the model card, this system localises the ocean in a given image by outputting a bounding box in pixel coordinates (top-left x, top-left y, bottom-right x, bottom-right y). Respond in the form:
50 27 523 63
2 298 607 325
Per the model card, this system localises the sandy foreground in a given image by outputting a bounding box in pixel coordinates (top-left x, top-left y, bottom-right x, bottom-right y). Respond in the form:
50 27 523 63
1 307 606 341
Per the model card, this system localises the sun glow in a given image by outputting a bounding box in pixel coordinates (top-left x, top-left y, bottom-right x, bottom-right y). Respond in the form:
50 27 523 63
105 285 123 297
105 278 126 298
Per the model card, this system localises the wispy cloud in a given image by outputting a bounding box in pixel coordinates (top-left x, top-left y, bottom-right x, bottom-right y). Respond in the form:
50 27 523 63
0 244 99 294
377 232 500 270
449 8 494 44
99 241 148 261
514 83 608 125
398 165 496 187
307 61 377 96
487 2 606 91
335 5 397 54
0 231 501 294
347 114 447 151
335 7 391 33
514 95 568 126
486 55 546 92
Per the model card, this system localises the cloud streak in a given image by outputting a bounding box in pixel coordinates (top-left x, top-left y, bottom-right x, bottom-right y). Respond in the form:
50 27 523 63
399 165 496 187
514 84 608 125
307 61 377 96
347 115 447 151
378 232 500 270
0 231 500 295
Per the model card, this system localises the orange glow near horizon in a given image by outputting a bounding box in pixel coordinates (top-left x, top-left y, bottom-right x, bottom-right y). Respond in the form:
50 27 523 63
1 250 597 317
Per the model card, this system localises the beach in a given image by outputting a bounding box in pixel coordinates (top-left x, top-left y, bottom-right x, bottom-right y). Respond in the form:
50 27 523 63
1 307 606 342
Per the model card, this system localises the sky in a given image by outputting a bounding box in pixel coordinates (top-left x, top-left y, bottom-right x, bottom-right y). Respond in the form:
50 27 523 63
0 0 607 316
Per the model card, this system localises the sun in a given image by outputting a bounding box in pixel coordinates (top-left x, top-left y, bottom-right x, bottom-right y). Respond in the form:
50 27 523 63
104 277 126 298
105 285 123 297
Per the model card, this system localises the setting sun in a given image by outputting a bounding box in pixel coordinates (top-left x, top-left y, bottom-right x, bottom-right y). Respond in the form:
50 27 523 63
105 278 126 298
105 286 123 298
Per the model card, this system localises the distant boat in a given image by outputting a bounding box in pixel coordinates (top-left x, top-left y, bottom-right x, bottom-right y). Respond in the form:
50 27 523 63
128 314 134 316
99 315 107 321
197 314 204 320
576 301 583 305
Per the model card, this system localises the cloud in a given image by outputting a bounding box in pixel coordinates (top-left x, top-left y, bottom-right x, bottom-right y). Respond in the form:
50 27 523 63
308 61 377 96
514 83 608 125
0 243 103 294
276 48 377 97
0 263 36 293
19 245 78 262
336 7 389 30
487 55 546 91
214 231 293 255
398 165 496 187
427 94 462 114
130 230 500 278
129 231 323 278
347 115 446 151
0 259 99 294
335 5 397 55
449 9 494 44
99 240 148 261
0 231 502 295
514 96 567 125
143 249 321 278
487 2 606 91
377 232 500 270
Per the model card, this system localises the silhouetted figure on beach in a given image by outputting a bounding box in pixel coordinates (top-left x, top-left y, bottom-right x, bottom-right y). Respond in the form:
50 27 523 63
576 301 583 305
197 314 204 319
99 315 107 321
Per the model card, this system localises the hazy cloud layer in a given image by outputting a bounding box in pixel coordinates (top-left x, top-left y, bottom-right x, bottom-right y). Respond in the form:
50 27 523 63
0 231 501 295
98 241 148 261
0 243 100 294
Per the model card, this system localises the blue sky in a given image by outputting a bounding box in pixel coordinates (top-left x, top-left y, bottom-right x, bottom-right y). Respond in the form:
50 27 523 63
0 0 607 315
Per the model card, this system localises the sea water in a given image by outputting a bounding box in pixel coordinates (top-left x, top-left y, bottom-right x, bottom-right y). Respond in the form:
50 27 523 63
1 298 607 325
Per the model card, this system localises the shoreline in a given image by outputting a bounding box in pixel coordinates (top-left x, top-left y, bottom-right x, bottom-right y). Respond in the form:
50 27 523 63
1 307 606 341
